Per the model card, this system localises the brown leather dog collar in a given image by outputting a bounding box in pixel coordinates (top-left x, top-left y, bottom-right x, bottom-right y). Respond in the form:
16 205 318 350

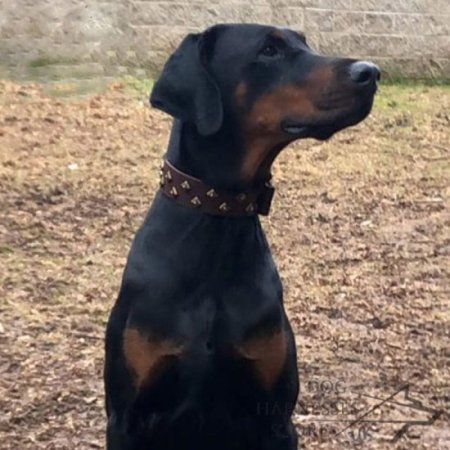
159 160 275 217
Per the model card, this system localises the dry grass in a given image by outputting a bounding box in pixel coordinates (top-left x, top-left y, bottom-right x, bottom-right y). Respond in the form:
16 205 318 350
0 79 449 449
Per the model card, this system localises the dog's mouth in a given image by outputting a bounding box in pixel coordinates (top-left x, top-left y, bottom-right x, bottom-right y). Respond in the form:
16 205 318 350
281 121 338 141
281 92 376 141
280 120 309 136
280 121 333 141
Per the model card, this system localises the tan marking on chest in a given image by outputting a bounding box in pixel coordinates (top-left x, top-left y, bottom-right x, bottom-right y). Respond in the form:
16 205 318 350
123 328 183 389
236 330 288 390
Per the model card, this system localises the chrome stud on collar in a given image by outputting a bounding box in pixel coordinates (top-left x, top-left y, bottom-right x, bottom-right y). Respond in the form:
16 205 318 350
169 186 178 198
246 203 256 213
191 196 202 207
165 170 173 182
236 193 247 202
219 202 231 212
181 180 191 191
206 189 218 198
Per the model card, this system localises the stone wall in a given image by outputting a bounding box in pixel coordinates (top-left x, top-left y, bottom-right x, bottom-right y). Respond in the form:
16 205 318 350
0 0 449 80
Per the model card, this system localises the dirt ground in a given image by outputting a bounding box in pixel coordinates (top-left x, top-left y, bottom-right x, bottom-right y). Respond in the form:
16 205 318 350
0 79 449 450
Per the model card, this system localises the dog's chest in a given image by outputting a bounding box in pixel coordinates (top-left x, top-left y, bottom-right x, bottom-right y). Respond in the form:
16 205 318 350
122 272 286 395
121 215 287 394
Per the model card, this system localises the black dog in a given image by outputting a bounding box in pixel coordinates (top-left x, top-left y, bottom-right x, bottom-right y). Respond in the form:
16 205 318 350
104 23 379 450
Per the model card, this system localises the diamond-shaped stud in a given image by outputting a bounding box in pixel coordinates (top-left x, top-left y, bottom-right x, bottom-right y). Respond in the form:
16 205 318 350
219 202 230 212
165 170 172 182
206 189 218 198
246 203 256 213
169 186 178 197
236 193 247 202
181 180 191 191
191 196 202 207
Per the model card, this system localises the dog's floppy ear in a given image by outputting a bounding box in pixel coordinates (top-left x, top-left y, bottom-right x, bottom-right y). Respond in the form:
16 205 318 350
150 28 223 136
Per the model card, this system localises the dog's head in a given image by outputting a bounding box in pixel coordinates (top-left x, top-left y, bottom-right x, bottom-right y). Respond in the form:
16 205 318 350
151 24 379 183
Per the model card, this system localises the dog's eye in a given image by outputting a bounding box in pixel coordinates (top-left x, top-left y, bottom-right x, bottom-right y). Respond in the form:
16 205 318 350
260 44 279 58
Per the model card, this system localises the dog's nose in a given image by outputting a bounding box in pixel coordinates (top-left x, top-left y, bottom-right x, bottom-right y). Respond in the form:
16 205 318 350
349 61 381 84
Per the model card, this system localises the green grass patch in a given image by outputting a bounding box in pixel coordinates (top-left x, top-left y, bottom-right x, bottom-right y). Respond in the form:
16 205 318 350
122 75 154 97
381 77 450 87
375 84 450 113
28 57 80 68
42 79 112 98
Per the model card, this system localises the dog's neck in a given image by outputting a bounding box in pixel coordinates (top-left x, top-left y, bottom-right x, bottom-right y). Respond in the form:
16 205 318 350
162 120 275 217
165 119 266 191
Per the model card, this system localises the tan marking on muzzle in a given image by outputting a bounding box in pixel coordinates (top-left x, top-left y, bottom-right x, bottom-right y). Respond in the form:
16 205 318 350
240 85 314 181
240 65 335 181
